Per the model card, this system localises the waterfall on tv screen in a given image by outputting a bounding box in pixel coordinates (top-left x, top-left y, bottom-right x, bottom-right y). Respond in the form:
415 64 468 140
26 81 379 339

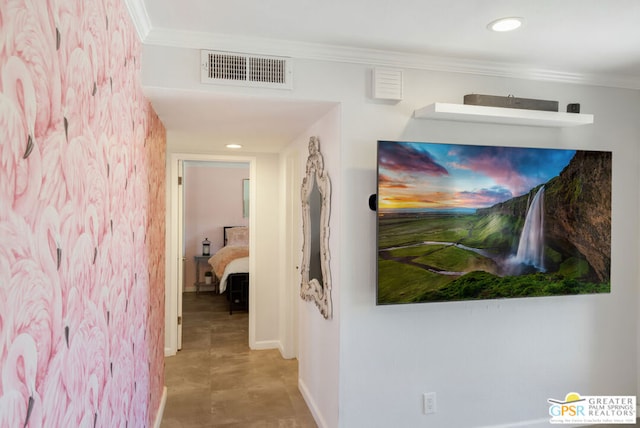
515 186 545 271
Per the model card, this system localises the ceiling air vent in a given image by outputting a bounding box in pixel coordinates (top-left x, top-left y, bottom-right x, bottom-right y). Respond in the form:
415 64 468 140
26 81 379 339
201 50 292 89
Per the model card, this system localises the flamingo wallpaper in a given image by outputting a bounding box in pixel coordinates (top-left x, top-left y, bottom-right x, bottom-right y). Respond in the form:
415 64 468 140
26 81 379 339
0 0 166 426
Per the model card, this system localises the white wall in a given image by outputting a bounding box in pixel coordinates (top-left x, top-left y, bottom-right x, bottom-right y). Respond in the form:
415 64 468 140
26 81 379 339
332 66 639 428
252 152 282 344
145 44 640 428
281 107 342 428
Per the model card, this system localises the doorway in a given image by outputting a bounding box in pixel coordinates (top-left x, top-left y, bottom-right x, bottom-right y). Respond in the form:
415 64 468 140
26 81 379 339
182 160 250 294
165 153 257 355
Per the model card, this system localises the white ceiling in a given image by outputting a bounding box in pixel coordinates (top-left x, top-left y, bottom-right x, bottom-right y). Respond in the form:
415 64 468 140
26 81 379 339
132 0 640 151
143 88 337 152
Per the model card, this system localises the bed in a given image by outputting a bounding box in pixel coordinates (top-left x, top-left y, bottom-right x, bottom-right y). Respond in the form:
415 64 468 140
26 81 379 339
207 226 249 295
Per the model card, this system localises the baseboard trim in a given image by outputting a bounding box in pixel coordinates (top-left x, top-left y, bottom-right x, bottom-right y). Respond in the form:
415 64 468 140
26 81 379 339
299 378 328 428
475 418 551 428
153 386 167 428
277 342 296 360
184 285 216 293
251 339 280 350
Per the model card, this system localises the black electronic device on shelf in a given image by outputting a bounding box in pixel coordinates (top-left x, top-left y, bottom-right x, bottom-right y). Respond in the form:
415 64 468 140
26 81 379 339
463 94 559 112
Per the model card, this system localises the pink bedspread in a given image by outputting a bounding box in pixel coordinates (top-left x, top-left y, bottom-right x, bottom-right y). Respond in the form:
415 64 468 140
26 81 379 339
208 246 249 278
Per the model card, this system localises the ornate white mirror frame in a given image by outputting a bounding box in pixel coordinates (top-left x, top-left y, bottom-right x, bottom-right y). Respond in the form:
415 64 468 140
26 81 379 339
300 136 332 319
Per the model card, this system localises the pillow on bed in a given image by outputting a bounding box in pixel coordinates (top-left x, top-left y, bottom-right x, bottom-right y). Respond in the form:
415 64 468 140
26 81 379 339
226 227 248 246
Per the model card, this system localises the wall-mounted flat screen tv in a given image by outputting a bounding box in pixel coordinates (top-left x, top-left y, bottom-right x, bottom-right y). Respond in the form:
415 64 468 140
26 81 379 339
376 140 611 305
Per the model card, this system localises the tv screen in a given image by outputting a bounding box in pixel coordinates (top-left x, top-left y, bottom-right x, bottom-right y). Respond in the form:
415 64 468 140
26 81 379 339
376 140 612 305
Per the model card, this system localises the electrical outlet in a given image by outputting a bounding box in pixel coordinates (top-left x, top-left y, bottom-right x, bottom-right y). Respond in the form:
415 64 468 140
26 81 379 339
423 392 436 414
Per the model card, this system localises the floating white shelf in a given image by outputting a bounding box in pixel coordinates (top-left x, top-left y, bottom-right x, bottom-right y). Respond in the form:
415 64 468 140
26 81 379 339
414 102 594 127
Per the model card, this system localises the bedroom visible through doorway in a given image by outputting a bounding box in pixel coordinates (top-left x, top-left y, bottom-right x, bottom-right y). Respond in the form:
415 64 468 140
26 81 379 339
182 161 250 295
166 154 256 356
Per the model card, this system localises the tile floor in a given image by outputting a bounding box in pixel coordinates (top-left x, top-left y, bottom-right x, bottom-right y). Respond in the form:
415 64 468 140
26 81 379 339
162 293 638 428
161 292 317 428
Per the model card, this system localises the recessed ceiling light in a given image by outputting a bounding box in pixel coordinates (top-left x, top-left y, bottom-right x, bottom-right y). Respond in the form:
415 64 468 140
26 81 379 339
488 17 524 32
226 144 242 149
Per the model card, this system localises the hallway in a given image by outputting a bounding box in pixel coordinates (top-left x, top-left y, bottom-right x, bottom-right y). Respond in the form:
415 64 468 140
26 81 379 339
161 292 317 427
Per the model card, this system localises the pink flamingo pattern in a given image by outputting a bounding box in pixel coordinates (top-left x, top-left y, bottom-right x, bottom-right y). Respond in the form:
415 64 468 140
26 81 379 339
0 0 166 426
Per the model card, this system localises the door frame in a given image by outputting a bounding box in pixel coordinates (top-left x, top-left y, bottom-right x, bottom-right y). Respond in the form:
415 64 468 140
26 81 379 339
165 152 256 356
177 159 184 350
280 150 300 359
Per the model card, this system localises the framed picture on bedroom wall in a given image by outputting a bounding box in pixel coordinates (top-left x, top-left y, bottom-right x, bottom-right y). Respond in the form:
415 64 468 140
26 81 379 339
243 179 249 218
376 140 612 305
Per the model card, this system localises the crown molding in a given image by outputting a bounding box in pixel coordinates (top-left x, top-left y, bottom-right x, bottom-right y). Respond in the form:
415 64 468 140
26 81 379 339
123 0 152 41
143 27 640 90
